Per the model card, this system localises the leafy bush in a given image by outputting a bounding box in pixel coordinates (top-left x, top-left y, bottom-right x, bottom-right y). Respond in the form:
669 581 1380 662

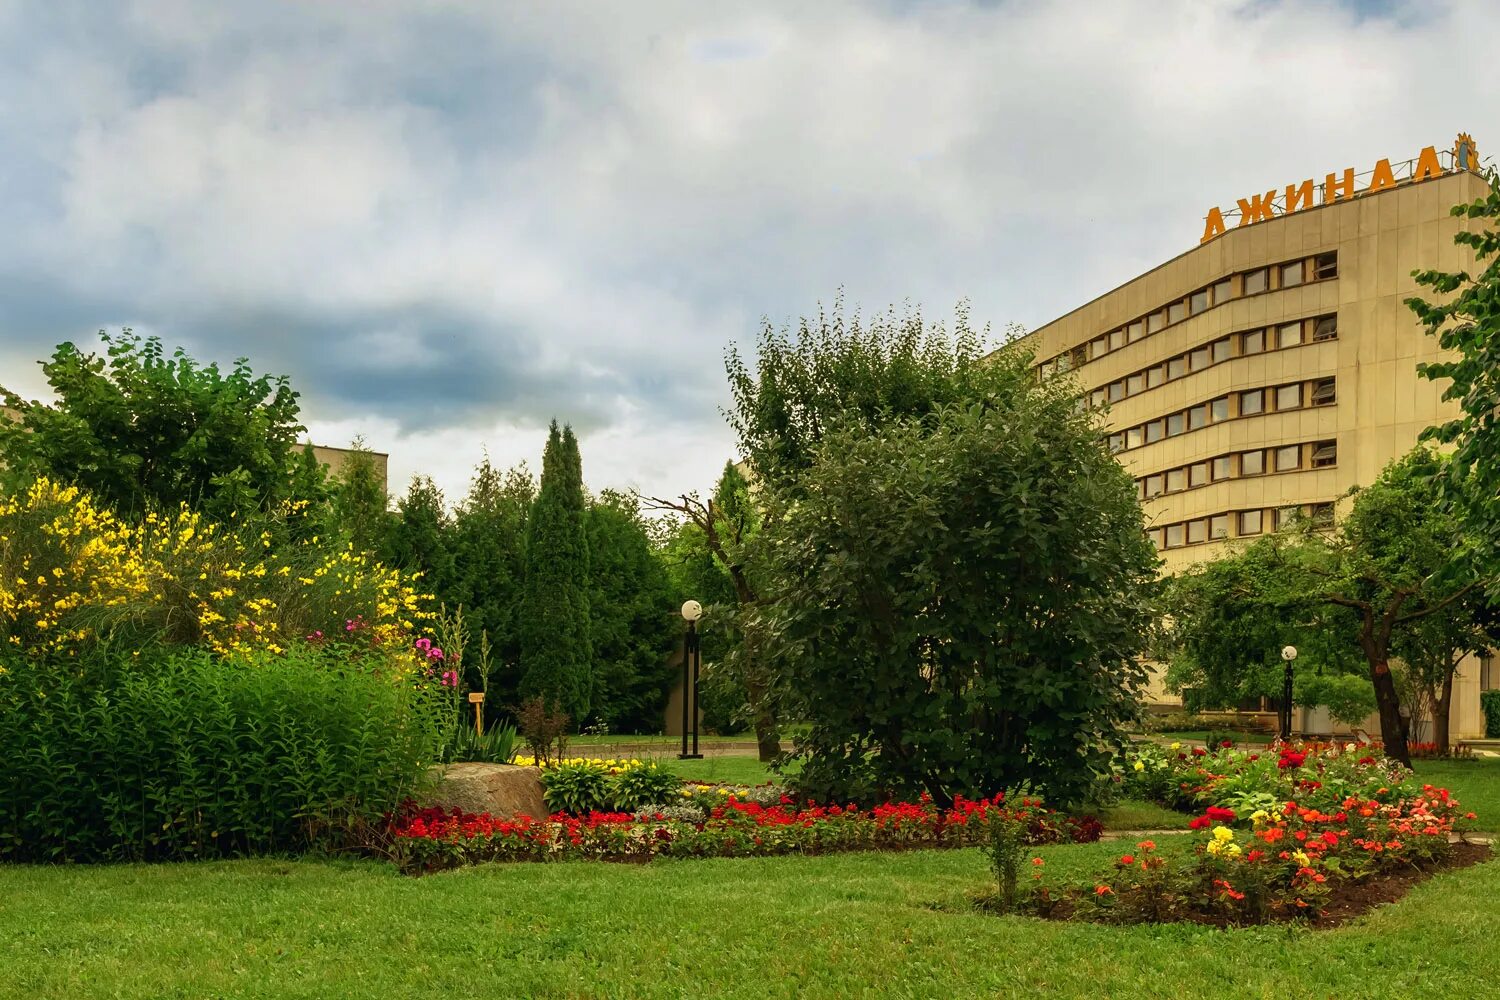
516 696 571 765
539 760 614 814
0 645 447 861
1203 730 1241 749
1483 690 1500 739
611 761 682 812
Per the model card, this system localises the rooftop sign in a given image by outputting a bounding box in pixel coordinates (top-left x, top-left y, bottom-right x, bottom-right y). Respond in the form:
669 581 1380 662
1200 133 1481 245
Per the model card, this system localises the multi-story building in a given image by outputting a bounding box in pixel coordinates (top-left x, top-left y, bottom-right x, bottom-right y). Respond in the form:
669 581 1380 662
1010 134 1496 739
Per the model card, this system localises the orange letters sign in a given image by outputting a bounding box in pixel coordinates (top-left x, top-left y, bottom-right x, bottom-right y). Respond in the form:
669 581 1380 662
1200 135 1480 245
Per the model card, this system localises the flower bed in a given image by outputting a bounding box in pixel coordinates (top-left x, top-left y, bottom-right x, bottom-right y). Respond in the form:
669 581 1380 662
1000 785 1481 926
389 793 1103 872
1120 740 1436 820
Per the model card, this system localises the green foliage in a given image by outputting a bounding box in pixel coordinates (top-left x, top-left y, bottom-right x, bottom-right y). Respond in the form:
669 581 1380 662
585 490 677 732
1483 691 1500 739
444 724 519 765
0 645 446 862
519 422 593 722
764 360 1159 808
610 761 683 812
539 759 614 814
1411 175 1500 594
0 331 309 518
386 475 459 598
450 457 533 708
327 436 393 558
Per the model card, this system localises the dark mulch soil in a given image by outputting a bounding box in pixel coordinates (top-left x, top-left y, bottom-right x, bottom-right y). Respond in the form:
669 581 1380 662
977 841 1492 930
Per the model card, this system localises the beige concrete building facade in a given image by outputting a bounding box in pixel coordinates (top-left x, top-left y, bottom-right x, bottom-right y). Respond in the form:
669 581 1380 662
1013 140 1496 740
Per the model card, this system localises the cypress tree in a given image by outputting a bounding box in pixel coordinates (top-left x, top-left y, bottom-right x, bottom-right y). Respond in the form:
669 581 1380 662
519 421 593 723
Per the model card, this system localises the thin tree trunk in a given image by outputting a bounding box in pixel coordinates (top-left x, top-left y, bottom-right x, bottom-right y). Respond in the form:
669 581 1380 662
1370 659 1411 766
1434 667 1455 752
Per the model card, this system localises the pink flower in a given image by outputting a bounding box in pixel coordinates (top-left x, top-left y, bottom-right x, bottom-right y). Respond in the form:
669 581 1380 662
441 670 458 688
428 647 445 661
415 638 432 652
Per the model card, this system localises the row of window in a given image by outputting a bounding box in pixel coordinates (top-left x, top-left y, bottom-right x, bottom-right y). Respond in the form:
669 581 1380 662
1038 251 1339 379
1149 502 1335 550
1089 314 1338 409
1136 440 1337 500
1108 377 1337 454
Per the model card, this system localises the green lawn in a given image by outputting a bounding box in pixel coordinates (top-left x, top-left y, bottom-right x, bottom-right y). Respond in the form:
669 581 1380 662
1153 729 1274 746
1 841 1495 999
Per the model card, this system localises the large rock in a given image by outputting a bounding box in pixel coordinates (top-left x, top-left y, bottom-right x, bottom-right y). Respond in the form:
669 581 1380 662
421 763 549 820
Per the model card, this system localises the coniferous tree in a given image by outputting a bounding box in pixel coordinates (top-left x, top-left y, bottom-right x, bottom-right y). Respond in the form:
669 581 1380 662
453 455 534 703
329 436 391 558
387 475 458 602
586 489 677 732
519 422 593 723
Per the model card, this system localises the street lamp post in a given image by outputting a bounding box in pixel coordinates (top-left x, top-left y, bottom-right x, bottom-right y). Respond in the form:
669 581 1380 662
1280 645 1299 741
679 600 704 760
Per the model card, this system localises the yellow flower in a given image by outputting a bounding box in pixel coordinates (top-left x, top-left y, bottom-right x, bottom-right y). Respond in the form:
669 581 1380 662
1212 825 1234 842
1133 760 1145 772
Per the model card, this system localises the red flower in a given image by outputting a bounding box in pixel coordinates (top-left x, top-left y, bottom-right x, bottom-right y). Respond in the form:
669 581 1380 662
1219 740 1234 749
1206 806 1236 822
1094 884 1114 896
1118 854 1135 866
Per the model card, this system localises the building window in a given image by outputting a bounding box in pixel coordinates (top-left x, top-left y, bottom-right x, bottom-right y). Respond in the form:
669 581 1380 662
1190 346 1210 370
1167 468 1186 492
1090 337 1108 360
1276 383 1303 410
1189 462 1208 487
1190 289 1209 314
1212 338 1232 363
1166 523 1185 548
1168 300 1187 325
1276 445 1302 471
1278 322 1304 348
1128 320 1146 343
1109 329 1126 351
1136 480 1147 500
1314 252 1338 280
1210 514 1230 539
1091 389 1107 408
1312 441 1337 467
1127 427 1144 449
1241 450 1265 476
1239 510 1264 535
1127 373 1145 395
1212 456 1232 480
1313 315 1338 342
1312 378 1337 405
1147 528 1164 550
1281 260 1304 288
1145 475 1164 498
1244 268 1269 294
1275 505 1302 530
1187 519 1208 544
1211 396 1230 422
1146 420 1165 444
1148 311 1166 333
1167 413 1185 436
1109 433 1125 453
1168 356 1186 380
1213 278 1233 304
1188 404 1207 430
1243 328 1265 353
1309 502 1335 527
1109 381 1125 402
1240 389 1265 416
1147 365 1165 388
1057 352 1074 373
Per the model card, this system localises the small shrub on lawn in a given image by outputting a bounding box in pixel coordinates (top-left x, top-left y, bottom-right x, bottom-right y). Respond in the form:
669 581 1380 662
1483 690 1500 739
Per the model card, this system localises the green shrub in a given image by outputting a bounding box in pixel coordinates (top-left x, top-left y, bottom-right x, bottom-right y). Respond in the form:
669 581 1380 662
539 760 613 814
0 646 446 862
1483 690 1500 739
1203 730 1241 749
444 723 519 764
611 761 682 811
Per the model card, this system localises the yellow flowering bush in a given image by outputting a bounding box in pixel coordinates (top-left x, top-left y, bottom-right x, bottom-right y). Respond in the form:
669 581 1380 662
0 476 431 663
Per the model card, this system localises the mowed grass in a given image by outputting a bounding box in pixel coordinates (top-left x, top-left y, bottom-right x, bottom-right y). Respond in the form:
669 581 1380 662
2 841 1497 1000
1413 758 1500 832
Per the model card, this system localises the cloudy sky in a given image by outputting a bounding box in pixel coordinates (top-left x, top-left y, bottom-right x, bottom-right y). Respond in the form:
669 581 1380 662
1 0 1496 504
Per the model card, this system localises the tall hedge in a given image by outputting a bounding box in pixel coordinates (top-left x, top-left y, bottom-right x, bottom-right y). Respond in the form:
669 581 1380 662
519 422 593 723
